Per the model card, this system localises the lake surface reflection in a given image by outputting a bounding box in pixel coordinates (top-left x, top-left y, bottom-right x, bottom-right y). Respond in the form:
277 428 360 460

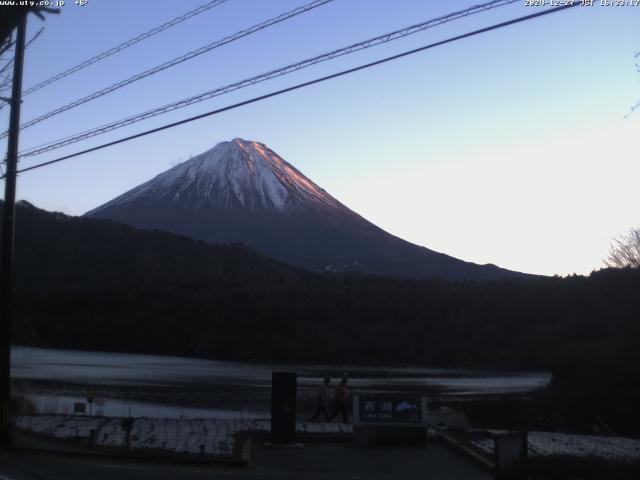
11 347 550 418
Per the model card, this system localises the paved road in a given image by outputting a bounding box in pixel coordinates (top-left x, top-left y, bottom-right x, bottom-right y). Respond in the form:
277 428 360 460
0 443 492 480
252 442 493 480
2 451 237 480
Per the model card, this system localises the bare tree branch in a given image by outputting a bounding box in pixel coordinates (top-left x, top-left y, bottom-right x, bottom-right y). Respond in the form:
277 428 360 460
624 51 640 118
605 227 640 268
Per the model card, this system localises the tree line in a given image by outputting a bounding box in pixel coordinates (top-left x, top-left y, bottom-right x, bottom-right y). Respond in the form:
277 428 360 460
4 201 640 434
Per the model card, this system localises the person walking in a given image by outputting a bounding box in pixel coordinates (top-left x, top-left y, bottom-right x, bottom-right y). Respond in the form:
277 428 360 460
329 376 349 423
309 377 331 422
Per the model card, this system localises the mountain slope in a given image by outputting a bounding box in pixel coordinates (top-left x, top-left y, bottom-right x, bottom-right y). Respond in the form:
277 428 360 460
3 200 300 291
86 138 521 280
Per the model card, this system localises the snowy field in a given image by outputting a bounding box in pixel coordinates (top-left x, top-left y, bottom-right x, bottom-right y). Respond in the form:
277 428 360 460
16 414 640 462
15 415 352 458
470 432 640 461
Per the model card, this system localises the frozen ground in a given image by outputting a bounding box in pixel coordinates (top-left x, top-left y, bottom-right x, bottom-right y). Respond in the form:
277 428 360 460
15 415 352 458
16 414 640 462
470 431 640 460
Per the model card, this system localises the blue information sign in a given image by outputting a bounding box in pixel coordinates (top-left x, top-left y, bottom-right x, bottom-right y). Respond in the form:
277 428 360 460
356 395 424 424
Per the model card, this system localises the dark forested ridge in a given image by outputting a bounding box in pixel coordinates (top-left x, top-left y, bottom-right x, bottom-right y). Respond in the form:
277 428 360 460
2 200 638 369
6 201 303 290
4 200 640 433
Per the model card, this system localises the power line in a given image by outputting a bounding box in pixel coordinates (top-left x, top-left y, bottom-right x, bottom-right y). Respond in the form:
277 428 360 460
0 27 43 81
22 0 229 98
6 3 579 179
0 40 13 58
0 0 334 139
0 1 227 112
19 0 519 158
25 26 45 51
0 77 11 93
0 35 14 94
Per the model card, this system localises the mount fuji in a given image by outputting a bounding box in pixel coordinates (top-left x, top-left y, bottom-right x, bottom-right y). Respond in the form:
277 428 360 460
85 138 519 280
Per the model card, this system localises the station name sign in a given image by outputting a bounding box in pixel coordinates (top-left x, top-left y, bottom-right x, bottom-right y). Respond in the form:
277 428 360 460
353 395 427 426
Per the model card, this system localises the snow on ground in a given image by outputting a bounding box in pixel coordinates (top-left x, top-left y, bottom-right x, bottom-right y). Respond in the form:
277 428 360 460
470 432 640 461
15 415 109 441
17 415 640 462
15 415 352 458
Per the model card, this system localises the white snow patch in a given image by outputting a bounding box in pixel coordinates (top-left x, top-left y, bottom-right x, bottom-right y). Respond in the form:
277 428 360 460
87 138 345 215
470 431 640 461
15 415 352 458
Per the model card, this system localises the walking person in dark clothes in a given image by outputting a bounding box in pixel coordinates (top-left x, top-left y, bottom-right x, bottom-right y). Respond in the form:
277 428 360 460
329 376 349 423
309 377 331 422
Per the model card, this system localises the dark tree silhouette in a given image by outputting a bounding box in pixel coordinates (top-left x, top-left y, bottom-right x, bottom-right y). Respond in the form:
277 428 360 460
605 227 640 268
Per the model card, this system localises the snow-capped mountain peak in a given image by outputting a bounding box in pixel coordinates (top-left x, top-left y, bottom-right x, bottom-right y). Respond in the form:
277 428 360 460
90 138 342 214
86 138 521 280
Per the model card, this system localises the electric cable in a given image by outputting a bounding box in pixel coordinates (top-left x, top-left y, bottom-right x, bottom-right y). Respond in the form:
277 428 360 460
0 28 44 91
19 0 518 158
22 0 229 97
6 3 578 179
0 0 334 138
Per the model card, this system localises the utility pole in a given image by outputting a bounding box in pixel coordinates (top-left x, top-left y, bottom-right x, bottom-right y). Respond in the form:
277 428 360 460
0 12 27 450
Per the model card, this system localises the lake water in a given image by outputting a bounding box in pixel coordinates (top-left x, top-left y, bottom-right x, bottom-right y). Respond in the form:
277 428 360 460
11 347 550 419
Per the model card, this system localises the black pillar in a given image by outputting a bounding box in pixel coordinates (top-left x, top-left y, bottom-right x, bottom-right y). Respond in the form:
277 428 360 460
270 371 297 444
0 11 27 450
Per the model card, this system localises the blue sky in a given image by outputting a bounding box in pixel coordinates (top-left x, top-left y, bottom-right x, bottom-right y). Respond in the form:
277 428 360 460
1 0 638 276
